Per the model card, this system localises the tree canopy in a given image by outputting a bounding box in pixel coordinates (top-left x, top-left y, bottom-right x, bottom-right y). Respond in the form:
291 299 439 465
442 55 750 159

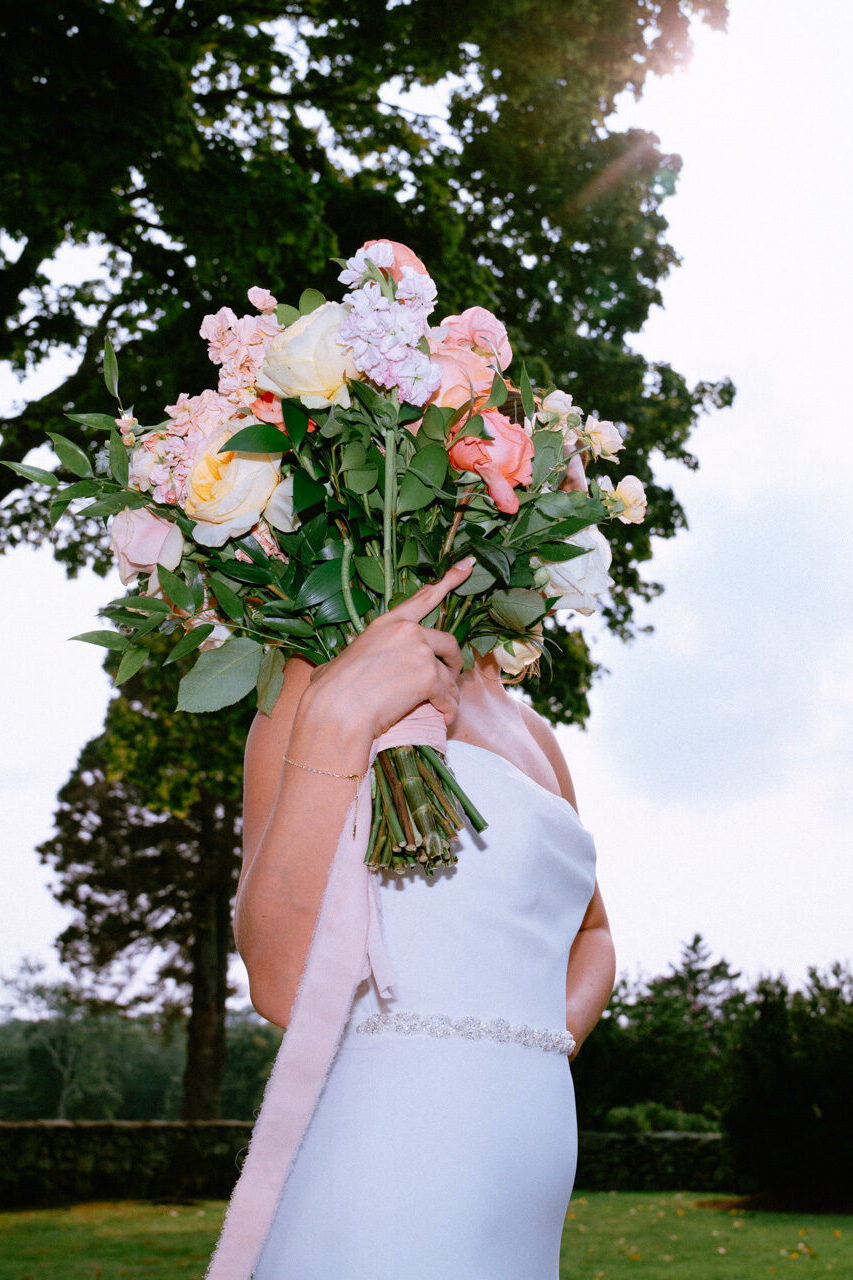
1 0 733 720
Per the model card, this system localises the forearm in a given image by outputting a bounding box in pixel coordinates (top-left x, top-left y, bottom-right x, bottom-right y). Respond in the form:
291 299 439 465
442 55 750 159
565 924 616 1057
236 687 373 1026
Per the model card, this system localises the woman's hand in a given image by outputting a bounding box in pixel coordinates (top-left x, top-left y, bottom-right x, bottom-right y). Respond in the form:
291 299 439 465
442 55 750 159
300 555 476 755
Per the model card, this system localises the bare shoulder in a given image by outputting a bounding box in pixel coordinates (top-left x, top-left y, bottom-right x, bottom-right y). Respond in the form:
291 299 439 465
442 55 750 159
518 700 580 813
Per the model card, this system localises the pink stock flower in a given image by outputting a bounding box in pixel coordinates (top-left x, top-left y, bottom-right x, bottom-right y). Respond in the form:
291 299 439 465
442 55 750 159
363 238 429 282
110 507 183 585
448 408 534 514
440 307 512 371
427 338 494 410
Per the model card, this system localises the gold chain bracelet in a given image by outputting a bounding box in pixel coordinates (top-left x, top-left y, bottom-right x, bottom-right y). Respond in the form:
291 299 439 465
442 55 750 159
282 754 365 838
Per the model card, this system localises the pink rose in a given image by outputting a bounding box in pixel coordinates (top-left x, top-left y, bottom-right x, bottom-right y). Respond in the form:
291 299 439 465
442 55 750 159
249 391 285 427
364 238 429 282
440 307 512 370
447 408 534 514
247 286 278 312
427 338 494 410
110 507 183 585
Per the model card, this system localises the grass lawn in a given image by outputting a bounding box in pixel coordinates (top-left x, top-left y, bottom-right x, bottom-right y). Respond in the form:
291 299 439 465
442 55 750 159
0 1192 849 1279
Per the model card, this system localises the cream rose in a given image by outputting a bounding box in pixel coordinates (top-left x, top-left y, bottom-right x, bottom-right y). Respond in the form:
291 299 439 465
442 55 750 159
184 424 281 547
256 302 358 410
582 416 624 461
540 525 613 615
110 507 184 586
598 474 647 524
492 629 544 676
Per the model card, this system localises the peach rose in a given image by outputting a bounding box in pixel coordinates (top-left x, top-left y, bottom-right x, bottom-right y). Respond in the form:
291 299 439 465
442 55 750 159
110 507 184 586
598 474 647 524
427 338 494 411
364 238 429 282
440 307 512 370
249 391 285 426
448 408 534 514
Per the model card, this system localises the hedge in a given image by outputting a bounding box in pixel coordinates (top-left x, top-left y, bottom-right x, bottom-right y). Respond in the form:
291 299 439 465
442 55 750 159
0 1122 735 1209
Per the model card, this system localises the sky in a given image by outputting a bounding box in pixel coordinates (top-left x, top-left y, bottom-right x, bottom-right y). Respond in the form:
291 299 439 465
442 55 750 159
1 0 851 1000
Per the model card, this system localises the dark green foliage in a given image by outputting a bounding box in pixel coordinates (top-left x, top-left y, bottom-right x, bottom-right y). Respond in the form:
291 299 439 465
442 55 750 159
722 964 853 1209
0 0 733 723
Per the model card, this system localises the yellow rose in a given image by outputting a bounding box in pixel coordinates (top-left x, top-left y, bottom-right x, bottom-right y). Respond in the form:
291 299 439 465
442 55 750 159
184 424 281 547
256 302 358 409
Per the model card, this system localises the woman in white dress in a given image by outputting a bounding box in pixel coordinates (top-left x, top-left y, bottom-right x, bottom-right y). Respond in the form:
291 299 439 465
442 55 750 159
223 546 617 1279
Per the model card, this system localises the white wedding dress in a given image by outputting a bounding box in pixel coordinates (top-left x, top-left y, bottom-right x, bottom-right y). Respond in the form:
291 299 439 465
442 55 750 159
254 741 598 1279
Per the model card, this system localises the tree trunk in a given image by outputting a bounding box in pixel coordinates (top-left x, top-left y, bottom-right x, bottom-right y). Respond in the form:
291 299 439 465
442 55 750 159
180 798 236 1120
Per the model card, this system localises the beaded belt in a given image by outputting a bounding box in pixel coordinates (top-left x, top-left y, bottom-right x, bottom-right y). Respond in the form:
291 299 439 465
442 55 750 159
354 1010 576 1056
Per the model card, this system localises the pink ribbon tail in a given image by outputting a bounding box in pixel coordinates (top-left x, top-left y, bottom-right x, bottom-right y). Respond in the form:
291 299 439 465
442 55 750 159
205 704 447 1279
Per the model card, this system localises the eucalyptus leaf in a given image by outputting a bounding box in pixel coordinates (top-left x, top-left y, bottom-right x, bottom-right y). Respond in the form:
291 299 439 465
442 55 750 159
419 404 451 443
299 288 325 314
46 432 94 479
346 465 379 494
396 470 433 513
408 443 448 488
257 647 286 716
177 637 263 712
453 562 497 596
485 373 509 408
488 587 548 630
115 645 149 684
103 335 119 399
163 623 216 666
275 303 300 327
341 441 367 469
531 431 564 487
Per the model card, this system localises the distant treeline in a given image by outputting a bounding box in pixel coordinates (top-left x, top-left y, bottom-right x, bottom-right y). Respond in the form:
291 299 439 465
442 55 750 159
2 938 851 1206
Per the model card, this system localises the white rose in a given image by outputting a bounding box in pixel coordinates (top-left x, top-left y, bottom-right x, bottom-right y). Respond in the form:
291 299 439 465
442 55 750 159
256 302 358 410
598 474 647 524
583 415 624 460
264 474 299 533
184 424 281 547
541 390 575 417
493 629 543 676
541 525 613 615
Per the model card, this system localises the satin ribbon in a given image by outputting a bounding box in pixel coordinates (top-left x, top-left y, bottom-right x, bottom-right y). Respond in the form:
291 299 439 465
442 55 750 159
205 703 447 1280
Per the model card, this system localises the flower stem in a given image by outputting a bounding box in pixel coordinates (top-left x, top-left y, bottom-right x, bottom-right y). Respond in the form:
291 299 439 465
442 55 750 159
382 428 396 610
419 744 488 833
340 538 365 634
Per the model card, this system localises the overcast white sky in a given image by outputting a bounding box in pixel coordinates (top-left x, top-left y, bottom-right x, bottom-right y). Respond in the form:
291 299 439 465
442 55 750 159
1 0 851 999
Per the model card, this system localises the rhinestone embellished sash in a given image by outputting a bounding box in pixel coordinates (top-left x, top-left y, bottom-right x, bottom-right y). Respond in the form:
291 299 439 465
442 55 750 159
355 1010 576 1056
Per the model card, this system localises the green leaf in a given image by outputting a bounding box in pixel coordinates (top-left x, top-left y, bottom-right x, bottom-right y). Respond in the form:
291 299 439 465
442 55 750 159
207 574 244 622
453 562 497 596
346 466 379 495
79 490 148 518
398 402 424 427
294 557 344 609
293 470 326 512
71 630 128 651
299 288 325 314
275 303 300 327
537 540 589 562
397 536 426 570
104 592 171 614
452 413 492 441
163 623 216 666
155 565 197 614
109 430 129 486
220 421 285 453
462 538 512 584
46 432 94 478
519 364 535 420
488 588 548 631
531 431 564 487
260 616 314 637
177 637 263 712
257 647 286 716
282 401 310 448
313 588 370 626
341 440 367 468
49 478 100 522
354 554 387 593
65 412 120 432
115 645 149 684
103 335 119 399
419 404 452 443
213 559 275 586
485 373 508 408
396 470 433 513
408 443 448 489
1 461 59 487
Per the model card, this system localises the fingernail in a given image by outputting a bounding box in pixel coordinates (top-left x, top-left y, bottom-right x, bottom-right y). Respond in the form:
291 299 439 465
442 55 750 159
453 555 476 570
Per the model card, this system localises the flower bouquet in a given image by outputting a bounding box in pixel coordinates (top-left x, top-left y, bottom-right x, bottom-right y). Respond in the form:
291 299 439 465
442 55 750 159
11 239 645 874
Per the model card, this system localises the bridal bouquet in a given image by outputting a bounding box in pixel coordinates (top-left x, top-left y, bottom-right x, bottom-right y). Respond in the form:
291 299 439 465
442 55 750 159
13 239 645 874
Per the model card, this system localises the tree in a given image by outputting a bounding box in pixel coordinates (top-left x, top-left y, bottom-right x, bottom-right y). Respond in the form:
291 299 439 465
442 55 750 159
37 647 253 1118
1 0 733 721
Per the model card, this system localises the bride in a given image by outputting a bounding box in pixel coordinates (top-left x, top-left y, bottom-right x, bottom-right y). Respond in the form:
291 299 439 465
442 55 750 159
210 457 615 1279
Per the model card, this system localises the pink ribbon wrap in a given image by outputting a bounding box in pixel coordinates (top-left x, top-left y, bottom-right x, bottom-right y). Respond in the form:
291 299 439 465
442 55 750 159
206 703 447 1280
